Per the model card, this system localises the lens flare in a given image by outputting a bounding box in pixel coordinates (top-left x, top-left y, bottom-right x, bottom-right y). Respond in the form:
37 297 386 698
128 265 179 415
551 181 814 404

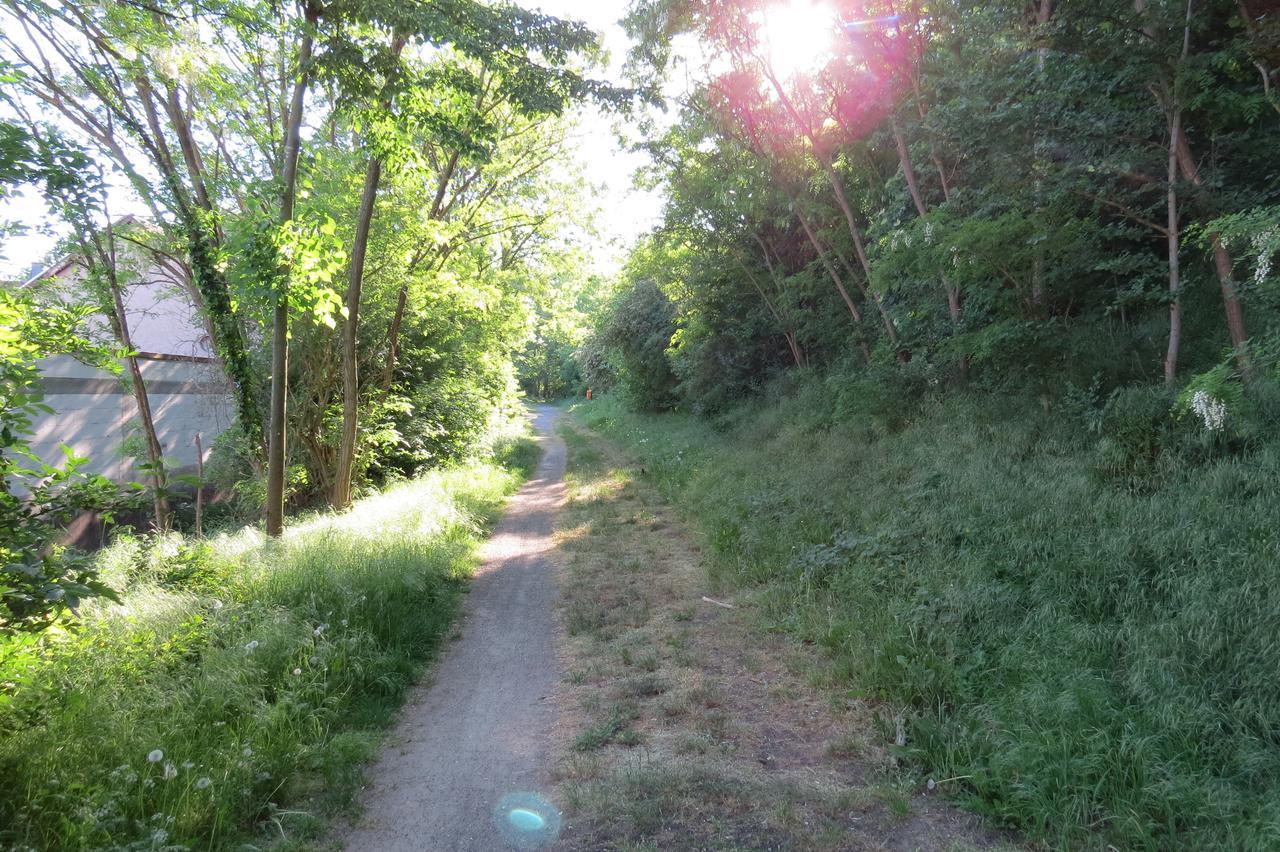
508 808 546 831
757 0 838 80
494 791 561 848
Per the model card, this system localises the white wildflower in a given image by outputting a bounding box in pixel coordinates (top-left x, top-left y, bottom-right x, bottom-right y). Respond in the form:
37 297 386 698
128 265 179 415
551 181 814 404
923 221 935 245
162 762 178 781
147 749 164 764
151 828 168 845
1250 226 1278 285
244 640 259 653
242 746 254 757
313 623 328 637
1191 389 1227 432
210 599 224 610
195 777 212 790
181 761 194 769
292 667 302 676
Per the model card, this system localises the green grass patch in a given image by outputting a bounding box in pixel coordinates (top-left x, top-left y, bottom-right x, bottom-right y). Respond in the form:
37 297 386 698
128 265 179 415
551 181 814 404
0 438 538 850
572 392 1280 850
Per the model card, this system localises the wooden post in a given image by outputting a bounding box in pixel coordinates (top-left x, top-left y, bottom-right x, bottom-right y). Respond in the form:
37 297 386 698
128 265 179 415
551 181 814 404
194 432 204 538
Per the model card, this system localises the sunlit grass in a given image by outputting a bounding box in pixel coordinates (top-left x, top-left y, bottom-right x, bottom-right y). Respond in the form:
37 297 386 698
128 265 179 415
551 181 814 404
0 440 537 850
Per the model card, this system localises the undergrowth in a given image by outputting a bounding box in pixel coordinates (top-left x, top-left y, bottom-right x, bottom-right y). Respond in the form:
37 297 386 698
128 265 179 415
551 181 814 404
573 387 1280 850
0 434 537 850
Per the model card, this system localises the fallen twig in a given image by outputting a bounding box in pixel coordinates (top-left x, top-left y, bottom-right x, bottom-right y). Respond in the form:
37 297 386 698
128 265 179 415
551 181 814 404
701 596 735 609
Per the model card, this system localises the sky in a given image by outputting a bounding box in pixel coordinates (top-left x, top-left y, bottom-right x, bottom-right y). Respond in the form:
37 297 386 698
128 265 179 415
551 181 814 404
0 0 666 281
531 0 667 275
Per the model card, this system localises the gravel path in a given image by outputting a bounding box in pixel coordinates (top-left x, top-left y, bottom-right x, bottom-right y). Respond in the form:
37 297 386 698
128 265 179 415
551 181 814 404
343 405 567 851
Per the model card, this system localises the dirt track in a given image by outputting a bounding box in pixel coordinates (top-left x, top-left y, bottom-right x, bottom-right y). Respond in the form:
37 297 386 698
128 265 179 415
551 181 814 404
343 406 566 852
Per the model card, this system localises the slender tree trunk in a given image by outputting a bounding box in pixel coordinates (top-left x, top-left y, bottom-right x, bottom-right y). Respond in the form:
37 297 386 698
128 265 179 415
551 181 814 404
332 155 384 509
382 284 408 390
734 252 804 367
816 158 901 346
756 64 898 348
266 11 316 536
332 37 405 510
891 112 929 218
1030 0 1054 315
889 108 964 369
1174 132 1251 372
98 227 170 530
1165 107 1183 384
794 209 872 363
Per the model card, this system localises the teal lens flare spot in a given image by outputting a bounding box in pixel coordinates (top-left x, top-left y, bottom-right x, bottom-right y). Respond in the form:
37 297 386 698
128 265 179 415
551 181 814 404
494 792 561 848
508 808 545 831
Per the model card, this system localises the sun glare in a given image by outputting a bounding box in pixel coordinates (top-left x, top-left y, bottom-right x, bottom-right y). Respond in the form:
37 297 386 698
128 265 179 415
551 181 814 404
758 0 838 81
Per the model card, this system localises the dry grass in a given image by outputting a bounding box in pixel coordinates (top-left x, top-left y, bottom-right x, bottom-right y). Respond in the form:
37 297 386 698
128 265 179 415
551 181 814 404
547 421 1019 851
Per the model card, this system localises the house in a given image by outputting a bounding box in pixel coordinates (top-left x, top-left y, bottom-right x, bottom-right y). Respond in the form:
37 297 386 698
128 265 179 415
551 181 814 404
21 224 237 487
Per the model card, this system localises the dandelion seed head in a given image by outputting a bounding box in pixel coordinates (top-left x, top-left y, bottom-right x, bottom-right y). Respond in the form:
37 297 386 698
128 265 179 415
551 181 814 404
147 749 164 763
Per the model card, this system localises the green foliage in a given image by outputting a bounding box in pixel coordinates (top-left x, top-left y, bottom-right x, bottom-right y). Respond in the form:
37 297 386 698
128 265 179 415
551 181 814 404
0 448 534 849
595 276 679 411
578 386 1280 849
0 289 123 635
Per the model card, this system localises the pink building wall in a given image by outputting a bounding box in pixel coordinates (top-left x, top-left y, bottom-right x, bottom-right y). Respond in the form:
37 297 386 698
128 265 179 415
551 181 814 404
24 238 237 485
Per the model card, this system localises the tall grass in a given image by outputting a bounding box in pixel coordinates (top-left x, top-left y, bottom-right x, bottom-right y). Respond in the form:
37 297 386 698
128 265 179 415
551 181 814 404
0 438 537 851
575 391 1280 850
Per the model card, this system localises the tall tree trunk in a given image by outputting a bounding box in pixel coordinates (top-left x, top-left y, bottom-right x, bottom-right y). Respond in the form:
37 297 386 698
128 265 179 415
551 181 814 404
332 155 384 509
332 36 405 510
1165 107 1183 384
266 10 316 536
96 227 171 530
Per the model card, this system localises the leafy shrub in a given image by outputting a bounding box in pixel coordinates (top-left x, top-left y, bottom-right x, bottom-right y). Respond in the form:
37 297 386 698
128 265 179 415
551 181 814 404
597 278 679 411
1 289 123 634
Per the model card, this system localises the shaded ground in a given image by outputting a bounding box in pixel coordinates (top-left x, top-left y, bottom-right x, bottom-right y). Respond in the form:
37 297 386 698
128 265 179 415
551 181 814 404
341 405 566 852
547 416 1022 851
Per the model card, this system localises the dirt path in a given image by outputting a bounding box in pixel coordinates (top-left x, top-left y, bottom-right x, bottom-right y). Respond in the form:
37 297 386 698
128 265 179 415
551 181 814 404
547 417 1019 851
343 405 566 852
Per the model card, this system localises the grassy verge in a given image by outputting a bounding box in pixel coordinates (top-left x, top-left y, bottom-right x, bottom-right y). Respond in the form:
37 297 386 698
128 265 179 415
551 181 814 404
570 392 1280 850
551 419 1008 851
0 433 539 851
